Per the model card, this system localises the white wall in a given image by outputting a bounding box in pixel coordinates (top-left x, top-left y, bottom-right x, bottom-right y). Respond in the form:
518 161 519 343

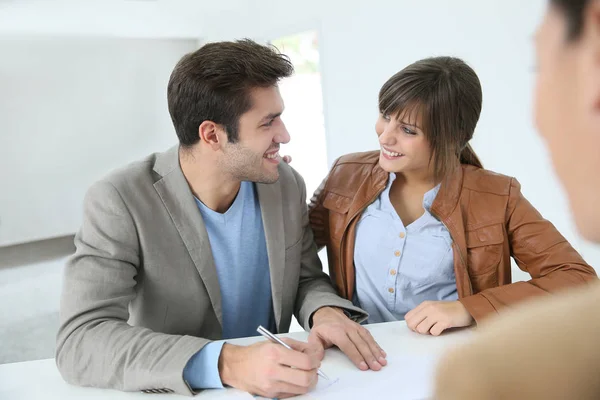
0 37 197 246
0 0 598 271
201 0 600 272
0 0 244 38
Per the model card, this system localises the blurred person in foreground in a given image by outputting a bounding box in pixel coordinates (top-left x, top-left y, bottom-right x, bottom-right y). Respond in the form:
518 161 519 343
435 1 600 399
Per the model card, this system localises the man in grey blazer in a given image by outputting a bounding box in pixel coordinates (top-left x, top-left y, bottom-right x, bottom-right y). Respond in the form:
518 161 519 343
56 39 386 398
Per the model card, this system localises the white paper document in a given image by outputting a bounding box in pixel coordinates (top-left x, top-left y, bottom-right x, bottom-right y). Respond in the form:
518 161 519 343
298 354 437 400
201 353 438 400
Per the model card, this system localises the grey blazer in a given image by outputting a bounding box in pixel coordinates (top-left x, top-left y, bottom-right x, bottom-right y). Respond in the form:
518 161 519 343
56 146 366 396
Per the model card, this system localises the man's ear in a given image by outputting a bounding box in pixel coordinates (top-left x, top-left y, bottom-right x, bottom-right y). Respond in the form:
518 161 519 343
572 1 600 115
199 121 224 151
584 0 600 40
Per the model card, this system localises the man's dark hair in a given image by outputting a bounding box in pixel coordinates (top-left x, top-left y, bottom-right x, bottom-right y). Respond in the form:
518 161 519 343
551 0 588 40
167 39 293 146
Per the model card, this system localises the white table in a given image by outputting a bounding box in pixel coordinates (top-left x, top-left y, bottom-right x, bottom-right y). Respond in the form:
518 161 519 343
0 321 472 399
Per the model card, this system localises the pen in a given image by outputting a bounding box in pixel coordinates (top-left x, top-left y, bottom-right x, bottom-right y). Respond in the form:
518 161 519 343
256 325 330 380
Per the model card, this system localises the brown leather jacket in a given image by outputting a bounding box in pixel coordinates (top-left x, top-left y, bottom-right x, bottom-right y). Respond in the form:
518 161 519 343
308 151 597 322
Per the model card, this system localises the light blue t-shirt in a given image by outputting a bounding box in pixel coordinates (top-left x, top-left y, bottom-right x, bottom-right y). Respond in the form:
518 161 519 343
183 181 275 388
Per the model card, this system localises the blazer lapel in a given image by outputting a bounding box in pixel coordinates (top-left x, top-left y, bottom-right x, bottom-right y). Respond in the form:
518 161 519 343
152 146 223 327
256 181 285 332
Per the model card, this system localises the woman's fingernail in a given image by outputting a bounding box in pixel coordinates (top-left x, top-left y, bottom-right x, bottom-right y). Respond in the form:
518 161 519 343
360 361 368 369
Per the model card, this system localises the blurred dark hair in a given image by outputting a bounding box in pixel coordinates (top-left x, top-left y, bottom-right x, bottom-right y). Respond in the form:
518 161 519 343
551 0 588 40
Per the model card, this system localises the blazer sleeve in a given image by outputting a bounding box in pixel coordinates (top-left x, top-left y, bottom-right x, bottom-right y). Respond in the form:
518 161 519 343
437 283 600 400
56 180 209 396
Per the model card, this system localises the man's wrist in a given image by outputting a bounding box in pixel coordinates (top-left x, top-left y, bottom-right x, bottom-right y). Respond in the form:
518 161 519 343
218 343 238 387
312 306 348 325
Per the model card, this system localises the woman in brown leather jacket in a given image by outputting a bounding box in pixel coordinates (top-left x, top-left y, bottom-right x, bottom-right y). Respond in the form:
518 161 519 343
308 56 597 336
